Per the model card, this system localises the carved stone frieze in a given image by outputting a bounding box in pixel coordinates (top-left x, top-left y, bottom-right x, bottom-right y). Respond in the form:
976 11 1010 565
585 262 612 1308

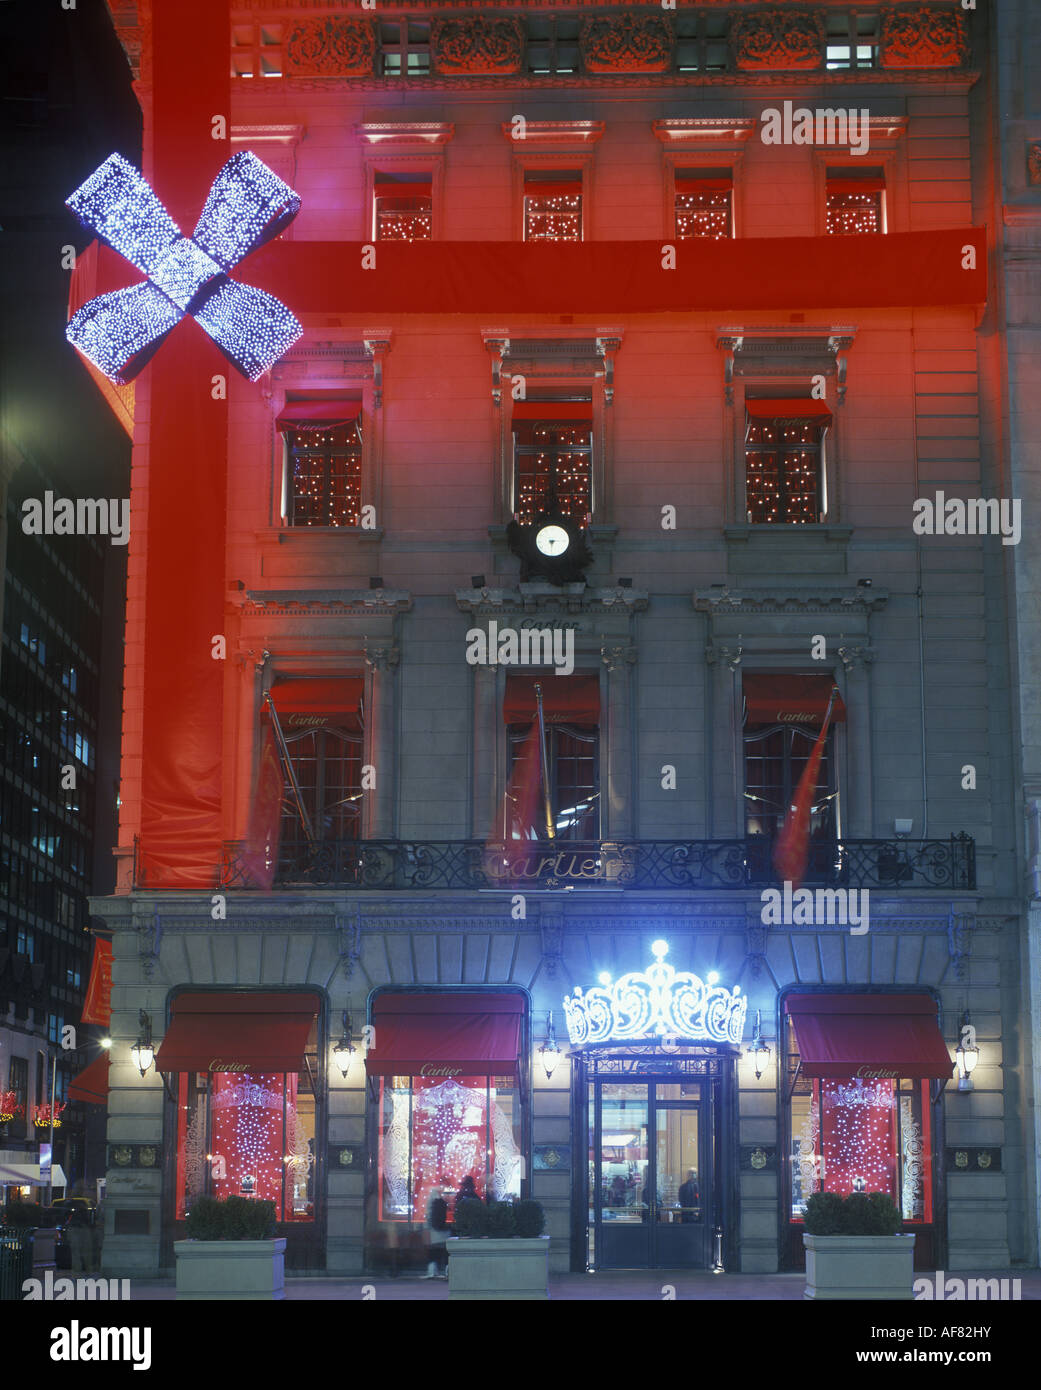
880 8 969 70
731 10 826 72
285 18 376 78
432 17 524 75
580 13 674 75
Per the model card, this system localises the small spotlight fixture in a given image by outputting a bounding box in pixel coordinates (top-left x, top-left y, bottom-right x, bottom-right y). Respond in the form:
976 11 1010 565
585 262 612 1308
471 574 486 588
369 576 384 590
857 578 873 588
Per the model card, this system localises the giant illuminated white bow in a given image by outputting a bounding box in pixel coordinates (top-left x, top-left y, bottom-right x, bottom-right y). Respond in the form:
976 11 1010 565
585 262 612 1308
65 151 303 384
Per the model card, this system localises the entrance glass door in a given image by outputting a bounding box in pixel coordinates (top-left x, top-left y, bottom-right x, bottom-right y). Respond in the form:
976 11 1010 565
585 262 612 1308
589 1079 709 1269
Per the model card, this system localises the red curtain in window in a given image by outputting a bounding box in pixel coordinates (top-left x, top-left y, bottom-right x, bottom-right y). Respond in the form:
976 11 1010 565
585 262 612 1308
511 401 592 421
675 176 732 192
503 672 601 724
276 402 362 430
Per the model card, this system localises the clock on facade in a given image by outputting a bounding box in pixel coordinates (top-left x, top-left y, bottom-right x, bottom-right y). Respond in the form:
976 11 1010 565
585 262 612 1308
507 498 593 585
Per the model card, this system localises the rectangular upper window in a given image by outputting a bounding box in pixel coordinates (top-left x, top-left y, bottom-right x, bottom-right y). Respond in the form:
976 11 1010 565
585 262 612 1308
374 174 432 242
525 16 581 75
278 403 363 528
825 11 881 71
512 404 593 525
675 170 733 239
523 171 583 242
745 400 831 524
826 168 885 235
379 20 430 76
504 672 601 842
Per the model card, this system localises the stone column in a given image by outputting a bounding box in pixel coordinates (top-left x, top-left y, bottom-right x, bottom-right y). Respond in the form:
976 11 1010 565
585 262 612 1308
706 640 743 838
471 664 499 838
364 643 398 839
601 645 636 839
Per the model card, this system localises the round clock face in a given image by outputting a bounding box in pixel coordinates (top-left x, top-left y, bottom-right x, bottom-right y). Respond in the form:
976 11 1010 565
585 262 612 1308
535 524 570 557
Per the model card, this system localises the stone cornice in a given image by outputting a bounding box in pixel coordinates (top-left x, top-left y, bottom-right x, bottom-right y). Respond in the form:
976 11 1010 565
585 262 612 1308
242 589 413 615
279 71 980 94
355 121 455 147
694 585 888 615
456 583 649 615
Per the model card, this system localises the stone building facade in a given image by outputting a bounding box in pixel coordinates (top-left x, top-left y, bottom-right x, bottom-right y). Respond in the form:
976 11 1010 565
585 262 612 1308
87 0 1035 1278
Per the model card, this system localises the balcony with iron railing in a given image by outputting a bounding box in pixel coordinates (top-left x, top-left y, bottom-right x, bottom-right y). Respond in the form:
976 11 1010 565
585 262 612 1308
210 834 976 893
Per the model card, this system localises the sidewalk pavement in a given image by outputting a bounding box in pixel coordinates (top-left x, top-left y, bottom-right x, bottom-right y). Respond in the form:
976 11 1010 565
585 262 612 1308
119 1268 1041 1301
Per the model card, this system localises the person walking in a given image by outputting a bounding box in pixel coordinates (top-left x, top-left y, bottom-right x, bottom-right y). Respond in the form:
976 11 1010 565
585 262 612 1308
678 1170 699 1223
424 1186 449 1279
454 1173 478 1214
65 1204 93 1274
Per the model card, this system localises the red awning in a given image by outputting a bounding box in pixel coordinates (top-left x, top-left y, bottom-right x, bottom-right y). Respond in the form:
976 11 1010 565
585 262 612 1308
69 1052 109 1105
366 993 525 1078
743 674 847 726
827 177 886 193
155 993 319 1074
276 401 362 430
511 401 592 421
786 994 953 1080
745 399 833 422
503 671 601 724
267 678 364 727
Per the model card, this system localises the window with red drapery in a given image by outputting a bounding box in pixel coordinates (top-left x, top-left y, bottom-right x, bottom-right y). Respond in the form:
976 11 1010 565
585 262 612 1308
373 173 432 241
368 993 526 1227
278 401 363 528
784 995 950 1227
169 993 321 1224
674 170 733 240
745 399 831 525
264 678 364 876
826 168 885 235
512 401 593 526
503 672 600 842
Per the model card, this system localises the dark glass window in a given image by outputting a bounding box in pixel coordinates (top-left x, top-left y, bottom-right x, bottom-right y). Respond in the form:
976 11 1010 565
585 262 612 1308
512 418 592 525
745 413 826 524
286 423 362 528
506 722 599 841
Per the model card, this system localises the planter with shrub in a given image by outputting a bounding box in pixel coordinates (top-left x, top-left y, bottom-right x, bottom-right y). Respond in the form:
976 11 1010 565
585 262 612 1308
802 1191 915 1300
174 1197 285 1301
446 1198 549 1301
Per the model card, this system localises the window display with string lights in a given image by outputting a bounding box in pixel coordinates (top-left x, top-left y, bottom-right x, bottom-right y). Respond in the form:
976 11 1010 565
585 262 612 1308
789 1074 932 1224
287 422 362 527
674 174 733 239
174 1067 317 1223
523 174 583 242
513 420 592 526
377 1073 523 1225
745 416 825 524
375 193 433 242
826 172 885 235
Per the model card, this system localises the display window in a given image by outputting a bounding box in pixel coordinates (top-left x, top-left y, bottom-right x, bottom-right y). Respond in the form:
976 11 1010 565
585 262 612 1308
377 1073 522 1222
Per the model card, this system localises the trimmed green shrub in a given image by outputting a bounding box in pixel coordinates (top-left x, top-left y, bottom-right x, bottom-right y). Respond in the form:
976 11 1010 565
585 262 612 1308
803 1191 845 1236
804 1190 903 1236
484 1201 517 1238
513 1198 546 1238
184 1195 277 1241
452 1197 485 1238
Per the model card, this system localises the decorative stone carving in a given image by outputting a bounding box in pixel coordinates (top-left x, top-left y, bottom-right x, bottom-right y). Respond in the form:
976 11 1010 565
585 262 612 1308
731 10 825 71
601 644 637 673
580 13 674 74
1028 142 1041 187
432 17 524 76
881 8 968 70
286 18 376 78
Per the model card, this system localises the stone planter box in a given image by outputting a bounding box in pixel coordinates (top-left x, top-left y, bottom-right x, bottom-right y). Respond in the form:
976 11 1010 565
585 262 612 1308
446 1236 550 1300
803 1232 916 1300
174 1238 286 1301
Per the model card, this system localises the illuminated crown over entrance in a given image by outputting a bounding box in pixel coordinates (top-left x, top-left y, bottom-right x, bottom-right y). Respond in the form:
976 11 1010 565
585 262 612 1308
563 940 748 1047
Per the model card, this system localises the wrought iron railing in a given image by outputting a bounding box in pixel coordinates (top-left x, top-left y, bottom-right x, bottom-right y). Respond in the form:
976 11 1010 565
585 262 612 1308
231 834 976 892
